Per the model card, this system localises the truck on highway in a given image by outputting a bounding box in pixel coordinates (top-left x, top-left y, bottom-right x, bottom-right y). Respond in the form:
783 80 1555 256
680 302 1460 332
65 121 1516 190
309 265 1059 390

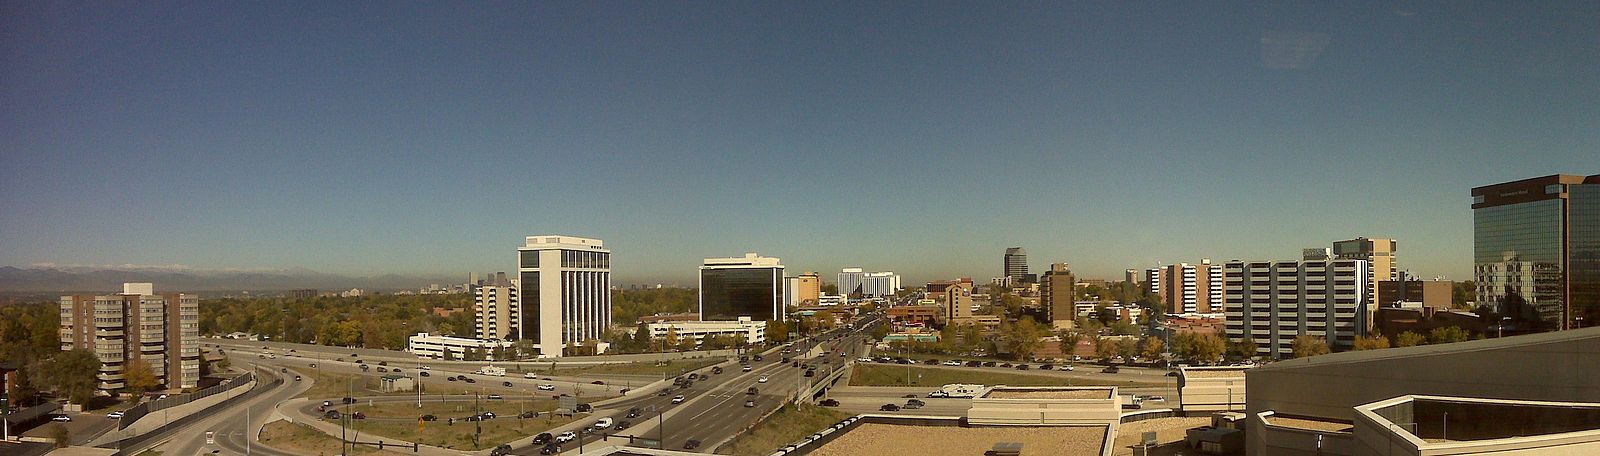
478 365 507 376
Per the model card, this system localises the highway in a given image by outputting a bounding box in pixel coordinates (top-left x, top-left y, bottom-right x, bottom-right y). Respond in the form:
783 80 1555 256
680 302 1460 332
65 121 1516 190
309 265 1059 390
120 353 308 456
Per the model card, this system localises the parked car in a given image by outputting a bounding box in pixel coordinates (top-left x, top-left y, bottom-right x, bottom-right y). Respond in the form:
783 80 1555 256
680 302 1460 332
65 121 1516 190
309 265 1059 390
982 361 997 367
965 360 982 367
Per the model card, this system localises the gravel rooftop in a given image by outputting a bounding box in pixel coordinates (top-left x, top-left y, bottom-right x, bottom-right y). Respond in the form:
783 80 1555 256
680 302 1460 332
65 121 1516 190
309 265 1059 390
808 423 1107 456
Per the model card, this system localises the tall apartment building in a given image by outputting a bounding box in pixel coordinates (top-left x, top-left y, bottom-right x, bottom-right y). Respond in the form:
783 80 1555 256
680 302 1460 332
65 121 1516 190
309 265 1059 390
1472 174 1600 331
1149 260 1224 314
700 253 785 321
1333 237 1398 302
927 278 975 323
1124 269 1139 287
837 268 901 297
517 235 611 357
59 283 200 394
783 272 820 308
1003 247 1029 283
1223 259 1370 358
474 284 519 340
1039 263 1076 328
1144 267 1162 297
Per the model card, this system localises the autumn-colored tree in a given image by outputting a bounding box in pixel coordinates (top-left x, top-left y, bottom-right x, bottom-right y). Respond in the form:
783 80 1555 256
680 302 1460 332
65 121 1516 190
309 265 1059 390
1190 334 1227 364
1141 336 1165 361
1353 334 1391 350
1395 331 1427 347
1292 335 1330 358
1057 331 1083 359
1428 326 1469 344
123 356 159 397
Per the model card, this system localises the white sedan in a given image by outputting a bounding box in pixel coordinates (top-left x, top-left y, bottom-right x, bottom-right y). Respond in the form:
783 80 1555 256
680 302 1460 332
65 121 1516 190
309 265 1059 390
537 384 556 391
758 375 769 383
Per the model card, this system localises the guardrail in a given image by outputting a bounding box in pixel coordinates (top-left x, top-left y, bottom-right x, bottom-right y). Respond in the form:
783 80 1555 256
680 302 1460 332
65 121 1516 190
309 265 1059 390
117 371 256 430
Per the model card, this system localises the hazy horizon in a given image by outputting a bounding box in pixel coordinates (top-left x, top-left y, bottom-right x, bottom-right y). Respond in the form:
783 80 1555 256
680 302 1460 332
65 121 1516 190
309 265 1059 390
4 3 1596 285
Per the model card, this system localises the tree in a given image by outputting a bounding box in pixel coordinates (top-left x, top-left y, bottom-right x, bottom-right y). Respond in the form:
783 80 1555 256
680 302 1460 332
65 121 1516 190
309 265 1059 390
1141 337 1165 361
51 424 70 448
1429 326 1469 344
633 323 653 350
1116 338 1138 360
676 335 697 352
821 284 839 295
765 320 791 344
1353 335 1391 351
1093 337 1118 362
123 357 159 397
999 316 1045 360
1190 334 1226 365
38 349 102 405
870 323 890 341
1057 331 1083 359
1169 333 1196 360
1292 335 1330 358
1395 331 1427 347
1227 338 1258 360
1451 281 1476 309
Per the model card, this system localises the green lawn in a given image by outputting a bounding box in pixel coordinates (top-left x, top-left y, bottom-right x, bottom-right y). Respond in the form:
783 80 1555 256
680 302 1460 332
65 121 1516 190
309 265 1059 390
260 421 380 455
296 370 475 400
337 397 560 419
334 410 580 450
849 364 1168 388
718 403 852 456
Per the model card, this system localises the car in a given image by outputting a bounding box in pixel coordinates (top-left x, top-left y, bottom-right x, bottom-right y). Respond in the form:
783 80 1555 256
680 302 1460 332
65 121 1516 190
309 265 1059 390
576 403 592 412
593 417 613 429
490 444 514 456
672 395 686 404
1039 364 1055 370
280 367 288 373
539 443 561 455
903 402 922 409
792 361 801 367
324 410 341 419
742 365 752 372
902 394 918 398
1000 362 1013 368
942 360 961 366
309 363 317 368
615 420 631 430
538 383 555 390
1015 364 1029 370
857 357 873 363
322 400 333 407
745 399 756 407
419 365 430 370
758 375 769 383
928 391 948 398
620 388 631 395
1166 371 1179 377
342 397 356 404
487 394 503 400
107 411 124 419
711 366 723 374
683 439 702 450
463 377 476 383
351 412 367 420
627 407 641 418
819 399 840 406
519 411 539 418
420 414 438 421
393 368 402 372
532 432 554 445
906 399 925 406
982 361 997 367
377 361 387 366
1061 365 1075 371
1149 395 1166 401
923 358 939 365
879 404 900 411
419 371 429 377
965 360 982 367
503 381 513 387
1102 366 1121 373
804 370 815 377
747 387 759 395
447 376 458 381
376 367 387 372
592 380 605 385
294 375 302 381
658 389 671 396
556 431 577 443
359 364 369 370
754 355 764 361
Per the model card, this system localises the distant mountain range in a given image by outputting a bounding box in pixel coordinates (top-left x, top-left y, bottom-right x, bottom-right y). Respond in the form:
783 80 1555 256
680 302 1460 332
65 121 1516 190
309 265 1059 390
0 266 460 294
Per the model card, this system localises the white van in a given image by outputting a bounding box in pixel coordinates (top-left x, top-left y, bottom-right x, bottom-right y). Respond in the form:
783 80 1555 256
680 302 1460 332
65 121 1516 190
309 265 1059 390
593 417 613 429
524 372 538 379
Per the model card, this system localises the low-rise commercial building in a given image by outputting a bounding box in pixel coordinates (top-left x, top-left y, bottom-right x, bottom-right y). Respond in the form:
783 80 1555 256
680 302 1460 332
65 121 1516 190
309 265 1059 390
647 317 766 346
967 386 1122 427
406 332 515 360
1177 366 1250 413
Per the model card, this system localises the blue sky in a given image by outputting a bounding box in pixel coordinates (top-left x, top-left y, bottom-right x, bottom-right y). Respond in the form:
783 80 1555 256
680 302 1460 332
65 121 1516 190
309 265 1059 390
2 2 1596 285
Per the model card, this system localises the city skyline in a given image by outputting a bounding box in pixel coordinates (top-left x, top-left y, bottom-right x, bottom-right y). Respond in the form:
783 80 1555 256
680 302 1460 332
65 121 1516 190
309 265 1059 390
3 3 1597 285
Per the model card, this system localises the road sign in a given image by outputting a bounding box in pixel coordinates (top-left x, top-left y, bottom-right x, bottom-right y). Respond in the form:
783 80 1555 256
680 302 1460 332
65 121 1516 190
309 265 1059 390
559 395 577 412
206 431 215 444
1141 431 1157 445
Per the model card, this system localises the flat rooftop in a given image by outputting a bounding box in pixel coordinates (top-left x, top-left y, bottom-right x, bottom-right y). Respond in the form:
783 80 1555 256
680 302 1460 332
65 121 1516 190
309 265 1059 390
983 389 1112 400
807 423 1107 456
1181 369 1249 378
1263 415 1354 433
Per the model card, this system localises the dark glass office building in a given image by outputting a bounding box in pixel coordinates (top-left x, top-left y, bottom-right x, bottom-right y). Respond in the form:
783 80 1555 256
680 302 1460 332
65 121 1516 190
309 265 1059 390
700 253 785 322
1472 174 1600 331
